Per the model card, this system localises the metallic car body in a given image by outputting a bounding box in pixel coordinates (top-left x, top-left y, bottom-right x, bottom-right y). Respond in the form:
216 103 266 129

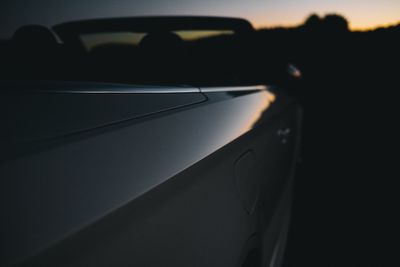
0 82 301 267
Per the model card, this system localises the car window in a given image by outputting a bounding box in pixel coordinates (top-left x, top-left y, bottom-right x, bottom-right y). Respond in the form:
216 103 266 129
80 32 146 51
80 30 234 52
174 30 234 41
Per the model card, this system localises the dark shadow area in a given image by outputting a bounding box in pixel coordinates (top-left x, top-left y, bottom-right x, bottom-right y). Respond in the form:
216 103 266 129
0 14 399 266
275 14 400 267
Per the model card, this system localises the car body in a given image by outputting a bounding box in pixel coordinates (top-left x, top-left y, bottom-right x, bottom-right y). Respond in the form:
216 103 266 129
0 17 302 267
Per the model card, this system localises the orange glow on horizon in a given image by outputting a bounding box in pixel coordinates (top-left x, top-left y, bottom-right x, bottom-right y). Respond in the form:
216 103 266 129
350 21 400 31
242 3 400 31
251 17 399 31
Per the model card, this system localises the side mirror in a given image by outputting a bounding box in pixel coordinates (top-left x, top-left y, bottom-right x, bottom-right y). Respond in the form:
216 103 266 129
288 63 302 79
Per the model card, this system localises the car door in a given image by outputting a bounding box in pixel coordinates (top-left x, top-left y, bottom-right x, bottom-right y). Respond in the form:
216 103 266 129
1 83 301 267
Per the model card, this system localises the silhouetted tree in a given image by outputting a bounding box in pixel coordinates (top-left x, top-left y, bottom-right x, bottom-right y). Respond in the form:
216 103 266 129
321 14 349 33
304 14 321 28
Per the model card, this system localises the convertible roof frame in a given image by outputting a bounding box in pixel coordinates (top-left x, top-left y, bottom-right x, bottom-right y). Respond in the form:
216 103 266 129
53 16 255 45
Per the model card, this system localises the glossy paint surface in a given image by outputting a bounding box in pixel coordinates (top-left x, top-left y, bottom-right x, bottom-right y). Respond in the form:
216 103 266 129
0 82 298 266
0 82 205 162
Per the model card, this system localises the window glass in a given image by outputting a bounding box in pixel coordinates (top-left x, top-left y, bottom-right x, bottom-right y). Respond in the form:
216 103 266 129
80 30 234 51
80 32 145 51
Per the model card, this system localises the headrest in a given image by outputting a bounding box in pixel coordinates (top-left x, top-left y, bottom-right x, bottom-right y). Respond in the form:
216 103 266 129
12 25 57 49
139 31 183 51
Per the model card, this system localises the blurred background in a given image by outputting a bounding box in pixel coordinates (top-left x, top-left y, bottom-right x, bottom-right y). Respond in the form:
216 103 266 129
1 0 399 34
1 1 399 266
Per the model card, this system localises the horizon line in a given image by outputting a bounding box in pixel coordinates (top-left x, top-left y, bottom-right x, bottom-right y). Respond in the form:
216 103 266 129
254 20 400 32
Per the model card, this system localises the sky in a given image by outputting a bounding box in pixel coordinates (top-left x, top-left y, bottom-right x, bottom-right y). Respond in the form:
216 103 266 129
1 0 399 37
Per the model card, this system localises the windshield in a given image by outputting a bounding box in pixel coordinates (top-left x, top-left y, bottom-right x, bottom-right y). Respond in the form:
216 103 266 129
0 16 289 86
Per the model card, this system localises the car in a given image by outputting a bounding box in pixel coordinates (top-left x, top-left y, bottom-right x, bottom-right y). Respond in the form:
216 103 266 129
0 16 302 267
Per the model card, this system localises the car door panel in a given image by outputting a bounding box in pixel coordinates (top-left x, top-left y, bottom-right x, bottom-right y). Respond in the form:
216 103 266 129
0 84 301 267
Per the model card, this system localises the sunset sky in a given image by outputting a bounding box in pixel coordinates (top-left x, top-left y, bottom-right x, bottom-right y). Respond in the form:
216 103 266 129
1 0 399 37
249 0 400 29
